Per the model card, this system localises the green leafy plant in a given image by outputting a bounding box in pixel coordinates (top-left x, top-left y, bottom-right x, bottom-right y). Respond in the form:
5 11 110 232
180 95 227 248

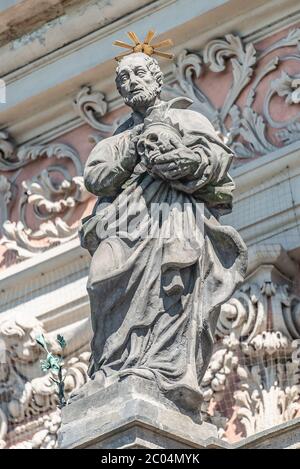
36 334 67 408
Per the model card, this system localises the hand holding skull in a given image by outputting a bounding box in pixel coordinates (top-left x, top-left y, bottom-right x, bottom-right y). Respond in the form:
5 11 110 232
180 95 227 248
136 128 202 181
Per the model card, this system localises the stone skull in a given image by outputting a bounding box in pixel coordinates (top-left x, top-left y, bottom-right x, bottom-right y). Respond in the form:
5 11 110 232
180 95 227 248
136 124 182 169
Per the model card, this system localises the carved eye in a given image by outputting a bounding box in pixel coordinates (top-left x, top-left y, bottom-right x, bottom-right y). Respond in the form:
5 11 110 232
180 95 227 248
137 141 145 154
147 133 158 143
119 74 128 84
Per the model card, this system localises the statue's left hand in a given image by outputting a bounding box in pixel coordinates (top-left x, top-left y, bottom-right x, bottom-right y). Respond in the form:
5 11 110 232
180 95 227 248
150 147 201 180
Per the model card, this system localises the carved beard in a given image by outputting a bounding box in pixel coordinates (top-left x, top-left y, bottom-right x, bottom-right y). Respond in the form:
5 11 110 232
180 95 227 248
124 84 159 109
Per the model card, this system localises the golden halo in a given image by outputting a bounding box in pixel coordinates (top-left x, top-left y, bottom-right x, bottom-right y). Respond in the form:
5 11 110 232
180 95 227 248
113 30 174 61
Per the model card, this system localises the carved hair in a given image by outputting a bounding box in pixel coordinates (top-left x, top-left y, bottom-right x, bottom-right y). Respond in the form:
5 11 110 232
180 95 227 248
115 53 164 92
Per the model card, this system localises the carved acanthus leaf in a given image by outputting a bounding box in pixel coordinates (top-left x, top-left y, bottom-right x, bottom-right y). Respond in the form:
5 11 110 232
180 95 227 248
22 172 89 221
73 86 114 133
231 106 276 158
72 30 300 159
271 71 300 105
234 358 300 436
0 137 91 260
0 314 90 449
0 175 11 227
174 50 202 84
276 122 300 144
203 276 300 440
204 34 257 121
171 29 300 159
259 28 300 59
0 131 15 169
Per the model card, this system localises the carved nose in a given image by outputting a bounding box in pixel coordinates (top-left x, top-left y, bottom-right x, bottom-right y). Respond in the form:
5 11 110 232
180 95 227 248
129 76 139 89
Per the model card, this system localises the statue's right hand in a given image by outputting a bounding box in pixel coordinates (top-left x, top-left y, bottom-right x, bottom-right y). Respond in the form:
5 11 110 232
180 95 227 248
122 138 139 171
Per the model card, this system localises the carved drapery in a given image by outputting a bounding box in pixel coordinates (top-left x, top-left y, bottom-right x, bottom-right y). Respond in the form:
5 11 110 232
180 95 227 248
0 314 90 449
0 249 299 447
201 271 300 440
0 132 91 261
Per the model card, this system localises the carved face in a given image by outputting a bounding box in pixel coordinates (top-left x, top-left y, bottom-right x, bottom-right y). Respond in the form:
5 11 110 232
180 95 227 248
116 54 161 109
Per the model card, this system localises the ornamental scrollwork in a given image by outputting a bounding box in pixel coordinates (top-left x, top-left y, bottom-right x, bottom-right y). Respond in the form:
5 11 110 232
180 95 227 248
73 86 130 145
73 30 300 160
166 29 300 160
0 175 12 229
0 314 90 449
0 133 91 261
201 278 300 440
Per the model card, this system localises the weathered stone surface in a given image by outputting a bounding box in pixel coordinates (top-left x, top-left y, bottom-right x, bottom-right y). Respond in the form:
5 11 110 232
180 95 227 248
78 51 247 415
0 0 82 45
58 375 218 449
59 376 300 449
59 49 247 448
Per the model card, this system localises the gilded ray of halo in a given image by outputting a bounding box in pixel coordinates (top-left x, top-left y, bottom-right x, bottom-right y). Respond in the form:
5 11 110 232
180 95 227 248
113 30 174 60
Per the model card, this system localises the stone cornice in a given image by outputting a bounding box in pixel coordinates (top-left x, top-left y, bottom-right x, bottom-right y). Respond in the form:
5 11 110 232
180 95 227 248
0 237 90 330
1 0 300 145
246 244 299 281
0 0 85 46
232 141 300 194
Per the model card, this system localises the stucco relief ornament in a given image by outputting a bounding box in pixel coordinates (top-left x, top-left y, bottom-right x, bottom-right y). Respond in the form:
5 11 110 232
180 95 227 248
0 314 90 449
0 139 91 260
75 31 247 416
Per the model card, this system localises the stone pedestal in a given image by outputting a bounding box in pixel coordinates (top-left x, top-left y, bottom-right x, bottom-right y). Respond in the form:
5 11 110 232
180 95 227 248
58 375 219 449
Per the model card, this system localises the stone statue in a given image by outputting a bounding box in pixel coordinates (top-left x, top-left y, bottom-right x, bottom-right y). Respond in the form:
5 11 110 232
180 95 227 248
79 47 247 413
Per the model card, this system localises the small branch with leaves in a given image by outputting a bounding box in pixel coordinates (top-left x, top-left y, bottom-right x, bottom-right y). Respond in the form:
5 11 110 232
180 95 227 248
36 334 67 408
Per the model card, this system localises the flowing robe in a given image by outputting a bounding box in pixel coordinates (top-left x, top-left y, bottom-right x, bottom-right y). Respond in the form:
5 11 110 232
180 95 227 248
80 100 247 409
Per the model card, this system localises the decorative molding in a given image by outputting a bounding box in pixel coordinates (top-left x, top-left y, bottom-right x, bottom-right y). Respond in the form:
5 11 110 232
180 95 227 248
73 86 113 134
72 30 300 160
0 132 91 261
0 313 90 449
72 86 130 144
1 1 298 147
201 247 300 441
0 0 84 47
0 175 11 228
163 29 300 160
264 70 300 144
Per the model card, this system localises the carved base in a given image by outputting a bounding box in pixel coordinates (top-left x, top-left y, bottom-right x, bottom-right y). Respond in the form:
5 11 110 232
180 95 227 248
58 375 218 449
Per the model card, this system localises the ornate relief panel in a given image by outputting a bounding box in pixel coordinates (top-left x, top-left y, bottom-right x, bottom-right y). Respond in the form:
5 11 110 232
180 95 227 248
73 27 300 161
0 314 90 449
0 132 92 264
201 248 300 442
1 26 300 267
168 27 300 160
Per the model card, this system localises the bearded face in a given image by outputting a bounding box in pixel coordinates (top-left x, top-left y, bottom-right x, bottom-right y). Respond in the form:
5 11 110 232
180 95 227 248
116 54 161 110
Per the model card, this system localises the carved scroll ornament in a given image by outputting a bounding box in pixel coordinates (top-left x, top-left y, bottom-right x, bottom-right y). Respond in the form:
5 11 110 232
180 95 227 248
0 132 91 261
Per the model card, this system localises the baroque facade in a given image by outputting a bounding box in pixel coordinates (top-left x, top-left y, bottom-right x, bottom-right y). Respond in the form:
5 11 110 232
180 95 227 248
0 0 300 448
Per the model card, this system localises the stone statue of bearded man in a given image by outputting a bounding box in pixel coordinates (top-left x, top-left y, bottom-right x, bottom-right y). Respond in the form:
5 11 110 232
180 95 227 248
80 52 247 413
